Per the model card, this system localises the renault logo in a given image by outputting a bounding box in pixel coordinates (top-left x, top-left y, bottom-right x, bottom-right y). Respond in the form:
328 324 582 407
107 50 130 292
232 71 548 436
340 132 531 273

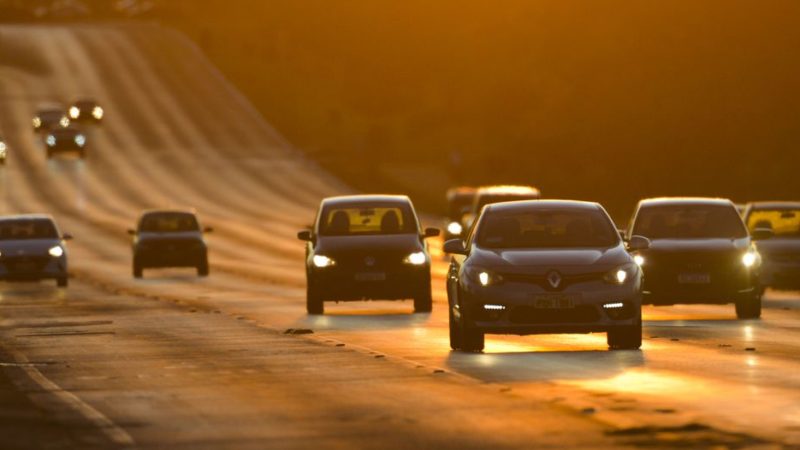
546 271 562 289
364 256 376 267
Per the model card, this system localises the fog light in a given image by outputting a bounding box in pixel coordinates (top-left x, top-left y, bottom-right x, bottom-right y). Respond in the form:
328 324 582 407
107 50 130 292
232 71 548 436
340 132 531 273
603 302 624 309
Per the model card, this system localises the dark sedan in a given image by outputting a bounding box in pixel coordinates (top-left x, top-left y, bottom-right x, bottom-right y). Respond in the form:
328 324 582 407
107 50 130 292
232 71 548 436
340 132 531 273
44 127 87 159
68 99 104 123
298 195 439 315
743 201 800 289
33 108 70 132
129 210 212 278
628 198 771 319
0 214 71 287
445 200 649 352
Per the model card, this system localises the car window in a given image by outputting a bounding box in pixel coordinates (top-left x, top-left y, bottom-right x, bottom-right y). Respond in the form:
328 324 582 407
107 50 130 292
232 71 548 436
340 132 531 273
746 209 800 237
633 204 747 239
0 220 59 240
139 214 199 232
319 203 416 236
476 208 618 249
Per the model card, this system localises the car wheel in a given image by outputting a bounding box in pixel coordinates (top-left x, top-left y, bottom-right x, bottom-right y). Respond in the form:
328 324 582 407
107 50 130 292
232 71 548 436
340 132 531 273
607 319 642 350
459 314 484 352
79 149 86 159
306 285 324 315
414 286 433 313
735 293 762 319
46 148 53 159
56 277 68 288
197 260 210 277
448 307 462 350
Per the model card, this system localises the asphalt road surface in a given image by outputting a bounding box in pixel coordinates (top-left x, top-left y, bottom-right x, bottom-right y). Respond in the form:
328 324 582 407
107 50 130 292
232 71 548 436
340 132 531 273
0 24 798 449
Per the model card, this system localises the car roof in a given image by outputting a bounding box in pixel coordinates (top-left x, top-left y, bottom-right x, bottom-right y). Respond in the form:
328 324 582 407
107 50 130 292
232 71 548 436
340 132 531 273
0 214 56 222
486 199 601 212
746 201 800 210
476 185 540 196
140 209 198 217
638 197 734 207
446 186 476 198
321 195 412 207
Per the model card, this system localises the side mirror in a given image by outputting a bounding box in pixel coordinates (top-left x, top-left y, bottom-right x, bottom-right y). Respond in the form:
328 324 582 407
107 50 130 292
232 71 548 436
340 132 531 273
423 227 440 238
62 233 73 241
127 229 136 236
204 226 214 233
751 228 774 241
297 230 312 241
627 235 650 251
443 239 468 255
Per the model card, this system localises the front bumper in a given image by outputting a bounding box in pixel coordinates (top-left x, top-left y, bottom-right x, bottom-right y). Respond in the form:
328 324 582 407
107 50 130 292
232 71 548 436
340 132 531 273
458 282 641 335
642 268 758 305
309 265 430 301
0 255 67 281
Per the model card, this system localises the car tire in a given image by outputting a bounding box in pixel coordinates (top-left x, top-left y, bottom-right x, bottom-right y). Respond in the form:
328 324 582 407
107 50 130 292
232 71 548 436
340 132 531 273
735 293 762 319
79 149 86 159
414 287 433 313
607 319 642 350
459 318 484 352
306 285 324 315
448 307 462 350
46 148 53 159
197 260 209 277
56 277 68 288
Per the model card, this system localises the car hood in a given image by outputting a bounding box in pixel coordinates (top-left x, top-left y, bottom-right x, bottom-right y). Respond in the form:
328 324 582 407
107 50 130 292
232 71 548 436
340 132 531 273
755 238 800 255
470 244 630 273
644 238 749 253
137 231 204 241
316 234 423 254
0 239 62 256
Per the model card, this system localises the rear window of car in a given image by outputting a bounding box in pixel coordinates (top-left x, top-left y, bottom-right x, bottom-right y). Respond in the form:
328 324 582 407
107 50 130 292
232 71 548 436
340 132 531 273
0 219 59 240
319 202 417 236
633 204 747 239
746 209 800 237
476 208 619 249
139 213 199 232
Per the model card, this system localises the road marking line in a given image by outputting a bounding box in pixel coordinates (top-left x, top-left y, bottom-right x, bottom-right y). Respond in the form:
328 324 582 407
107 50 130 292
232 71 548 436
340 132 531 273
7 348 135 447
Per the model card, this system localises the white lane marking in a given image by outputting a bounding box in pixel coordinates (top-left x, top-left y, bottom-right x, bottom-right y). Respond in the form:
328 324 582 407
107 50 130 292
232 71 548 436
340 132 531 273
7 348 135 447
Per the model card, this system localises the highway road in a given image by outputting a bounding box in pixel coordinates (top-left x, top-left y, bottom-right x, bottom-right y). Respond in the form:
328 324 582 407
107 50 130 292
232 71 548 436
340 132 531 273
0 24 799 449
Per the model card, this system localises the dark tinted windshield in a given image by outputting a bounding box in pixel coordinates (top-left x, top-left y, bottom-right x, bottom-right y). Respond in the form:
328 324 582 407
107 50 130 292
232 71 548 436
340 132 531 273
633 204 747 239
139 213 199 233
746 209 800 237
477 208 619 249
0 219 59 240
319 202 417 236
476 193 540 211
40 111 64 121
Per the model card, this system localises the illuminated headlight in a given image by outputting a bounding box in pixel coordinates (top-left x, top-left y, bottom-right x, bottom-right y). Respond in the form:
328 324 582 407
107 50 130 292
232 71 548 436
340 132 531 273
312 254 335 268
467 267 503 287
75 134 86 147
605 263 637 285
33 117 42 128
48 246 64 258
92 106 104 119
69 106 80 119
46 135 56 147
0 142 6 156
742 250 758 268
59 117 70 128
446 221 463 236
404 251 427 265
633 255 645 266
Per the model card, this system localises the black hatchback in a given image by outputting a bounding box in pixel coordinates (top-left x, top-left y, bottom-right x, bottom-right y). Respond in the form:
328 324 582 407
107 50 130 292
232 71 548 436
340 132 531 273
298 195 439 314
129 210 212 278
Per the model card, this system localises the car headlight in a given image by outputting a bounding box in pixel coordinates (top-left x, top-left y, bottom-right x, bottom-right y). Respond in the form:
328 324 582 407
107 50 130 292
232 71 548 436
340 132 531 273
404 251 427 265
0 142 6 156
46 135 56 147
742 250 758 268
92 106 104 119
446 221 463 236
75 134 86 147
33 117 42 128
59 117 70 128
633 255 645 266
312 254 335 268
466 267 503 287
605 263 637 285
49 246 64 257
69 106 80 119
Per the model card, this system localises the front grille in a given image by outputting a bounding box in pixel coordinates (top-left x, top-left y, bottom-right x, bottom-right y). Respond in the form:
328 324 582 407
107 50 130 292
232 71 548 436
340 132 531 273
3 256 49 273
141 240 200 252
509 305 599 324
501 272 604 291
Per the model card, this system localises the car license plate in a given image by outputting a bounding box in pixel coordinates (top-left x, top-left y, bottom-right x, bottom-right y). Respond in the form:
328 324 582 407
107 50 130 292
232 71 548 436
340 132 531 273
678 273 711 284
355 272 386 282
531 294 575 309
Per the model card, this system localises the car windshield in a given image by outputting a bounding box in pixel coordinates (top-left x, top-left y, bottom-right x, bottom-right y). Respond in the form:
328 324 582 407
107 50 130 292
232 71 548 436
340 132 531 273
139 213 199 233
476 193 539 211
0 219 59 240
319 202 417 236
40 111 63 121
633 204 747 239
746 209 800 237
476 208 619 249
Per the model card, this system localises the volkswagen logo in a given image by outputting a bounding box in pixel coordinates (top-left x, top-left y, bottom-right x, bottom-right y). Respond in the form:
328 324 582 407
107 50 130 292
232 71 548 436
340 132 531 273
546 270 562 289
364 256 376 267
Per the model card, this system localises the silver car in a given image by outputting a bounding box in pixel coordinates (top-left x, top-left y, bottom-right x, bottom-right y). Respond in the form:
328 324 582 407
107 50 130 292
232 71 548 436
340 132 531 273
444 200 649 352
0 215 71 287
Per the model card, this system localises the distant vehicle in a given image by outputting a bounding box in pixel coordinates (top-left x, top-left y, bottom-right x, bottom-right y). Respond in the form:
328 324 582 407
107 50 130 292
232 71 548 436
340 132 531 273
0 214 71 287
444 187 476 240
460 185 541 232
628 198 771 319
33 107 69 132
44 127 87 159
0 137 6 165
129 210 212 278
743 202 800 290
444 200 648 352
298 195 440 315
68 99 104 123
